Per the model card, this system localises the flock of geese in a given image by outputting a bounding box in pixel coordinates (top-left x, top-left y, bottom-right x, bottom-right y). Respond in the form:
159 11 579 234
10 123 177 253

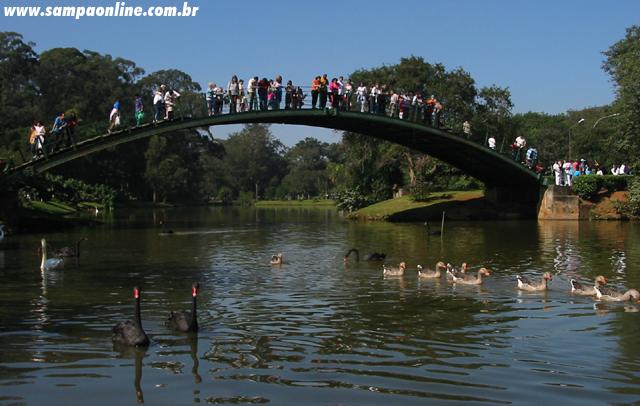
341 248 640 303
35 236 640 347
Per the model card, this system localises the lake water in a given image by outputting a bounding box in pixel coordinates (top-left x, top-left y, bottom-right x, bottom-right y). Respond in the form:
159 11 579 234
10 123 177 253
1 207 639 405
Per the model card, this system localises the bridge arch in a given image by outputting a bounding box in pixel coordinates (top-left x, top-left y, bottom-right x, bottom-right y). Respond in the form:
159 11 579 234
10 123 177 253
9 109 541 193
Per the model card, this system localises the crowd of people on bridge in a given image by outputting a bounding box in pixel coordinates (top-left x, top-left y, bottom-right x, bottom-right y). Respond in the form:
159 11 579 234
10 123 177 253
198 74 448 128
26 72 542 176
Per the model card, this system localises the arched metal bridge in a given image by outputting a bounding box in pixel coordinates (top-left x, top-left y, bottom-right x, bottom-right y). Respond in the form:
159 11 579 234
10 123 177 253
5 109 542 189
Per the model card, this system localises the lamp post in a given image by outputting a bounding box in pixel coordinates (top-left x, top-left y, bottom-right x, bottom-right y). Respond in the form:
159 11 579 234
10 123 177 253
568 118 585 160
593 112 620 128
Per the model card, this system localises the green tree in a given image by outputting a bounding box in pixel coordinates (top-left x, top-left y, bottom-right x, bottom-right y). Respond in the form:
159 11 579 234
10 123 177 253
0 32 39 156
223 124 287 199
602 25 640 168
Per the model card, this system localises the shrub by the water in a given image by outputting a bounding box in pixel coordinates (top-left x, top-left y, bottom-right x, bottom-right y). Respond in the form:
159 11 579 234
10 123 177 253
335 187 373 212
613 177 640 218
572 175 629 200
21 173 116 209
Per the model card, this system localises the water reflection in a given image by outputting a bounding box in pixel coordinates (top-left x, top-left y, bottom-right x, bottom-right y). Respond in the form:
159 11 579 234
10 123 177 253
114 347 147 404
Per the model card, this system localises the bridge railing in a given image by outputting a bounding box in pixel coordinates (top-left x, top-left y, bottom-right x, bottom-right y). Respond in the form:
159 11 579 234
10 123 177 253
15 87 539 176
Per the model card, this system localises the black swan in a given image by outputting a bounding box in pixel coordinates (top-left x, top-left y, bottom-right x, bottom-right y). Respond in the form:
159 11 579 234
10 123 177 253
167 282 199 332
112 286 150 347
54 237 88 258
343 248 386 262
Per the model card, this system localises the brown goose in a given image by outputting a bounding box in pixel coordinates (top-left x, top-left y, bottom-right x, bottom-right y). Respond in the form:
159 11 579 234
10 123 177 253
449 267 491 285
517 272 552 292
570 275 607 296
383 262 406 277
418 261 446 278
594 284 640 302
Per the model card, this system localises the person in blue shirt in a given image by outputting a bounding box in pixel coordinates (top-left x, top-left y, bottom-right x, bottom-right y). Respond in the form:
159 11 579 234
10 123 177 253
51 112 66 152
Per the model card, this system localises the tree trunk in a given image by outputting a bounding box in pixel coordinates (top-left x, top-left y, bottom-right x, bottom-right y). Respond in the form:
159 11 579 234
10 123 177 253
405 152 417 188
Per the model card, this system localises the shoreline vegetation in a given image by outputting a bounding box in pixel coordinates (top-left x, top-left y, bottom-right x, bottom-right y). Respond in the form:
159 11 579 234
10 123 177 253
254 199 335 207
6 182 637 234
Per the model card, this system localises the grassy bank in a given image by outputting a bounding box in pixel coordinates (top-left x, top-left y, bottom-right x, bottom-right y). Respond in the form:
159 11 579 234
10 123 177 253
255 199 336 207
350 191 485 221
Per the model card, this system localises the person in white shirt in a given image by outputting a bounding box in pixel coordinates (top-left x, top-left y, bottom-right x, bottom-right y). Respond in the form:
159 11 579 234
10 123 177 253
488 136 496 150
369 84 379 114
153 85 165 122
553 161 563 186
356 83 368 113
563 161 573 187
463 121 472 139
611 165 619 175
389 91 399 118
164 89 181 120
247 76 258 111
619 164 627 175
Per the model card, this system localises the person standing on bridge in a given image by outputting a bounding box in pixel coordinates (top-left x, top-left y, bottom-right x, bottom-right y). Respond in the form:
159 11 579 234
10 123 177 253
247 76 258 111
329 78 340 109
206 83 215 116
343 79 353 111
238 79 247 112
108 102 121 134
319 74 329 109
463 120 472 139
164 88 181 120
311 76 321 109
488 135 496 150
273 75 283 110
285 80 294 109
258 78 269 111
227 75 239 114
356 82 368 113
64 112 78 147
32 121 46 159
135 95 144 126
368 84 377 114
50 112 66 152
153 85 165 122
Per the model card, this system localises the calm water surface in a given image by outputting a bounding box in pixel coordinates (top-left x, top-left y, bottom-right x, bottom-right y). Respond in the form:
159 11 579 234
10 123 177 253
1 207 639 405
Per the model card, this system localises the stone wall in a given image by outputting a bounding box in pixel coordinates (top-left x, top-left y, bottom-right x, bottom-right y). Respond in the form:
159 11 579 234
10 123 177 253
537 186 592 220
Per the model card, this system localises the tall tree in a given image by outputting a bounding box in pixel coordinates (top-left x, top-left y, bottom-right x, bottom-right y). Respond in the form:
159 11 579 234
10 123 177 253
602 25 640 168
0 32 39 155
223 124 287 199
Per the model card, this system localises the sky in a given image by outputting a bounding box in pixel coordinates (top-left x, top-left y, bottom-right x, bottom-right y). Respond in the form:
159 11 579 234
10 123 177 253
2 0 639 145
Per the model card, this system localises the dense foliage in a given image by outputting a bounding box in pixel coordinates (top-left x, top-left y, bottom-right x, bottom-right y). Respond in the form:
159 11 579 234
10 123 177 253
571 175 629 200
